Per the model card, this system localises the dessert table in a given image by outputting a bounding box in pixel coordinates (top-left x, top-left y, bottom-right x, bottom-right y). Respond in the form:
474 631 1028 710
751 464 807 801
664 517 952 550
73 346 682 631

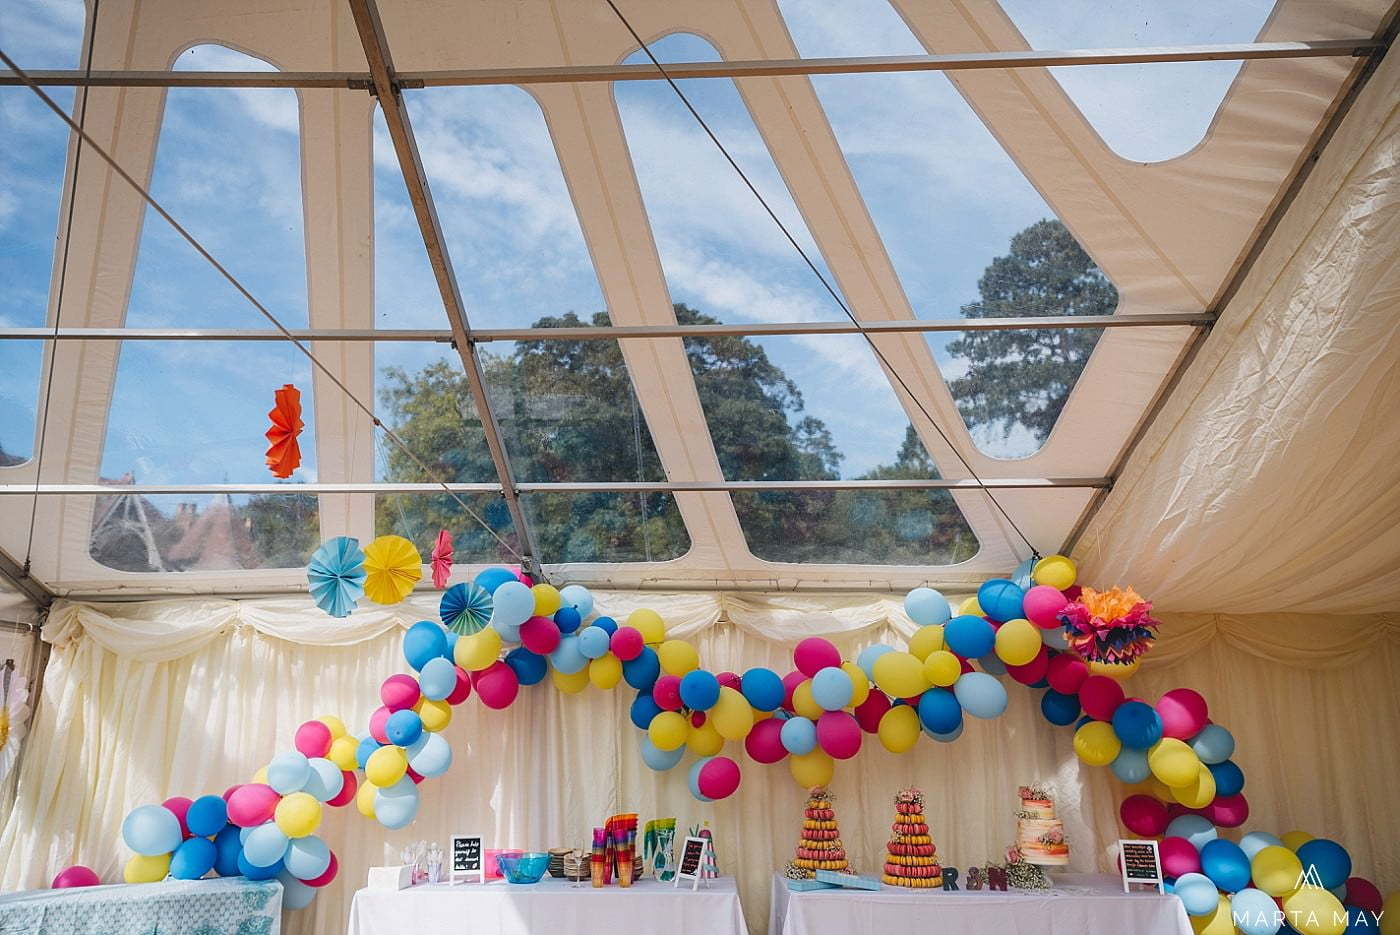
348 875 747 935
0 877 283 935
769 872 1192 935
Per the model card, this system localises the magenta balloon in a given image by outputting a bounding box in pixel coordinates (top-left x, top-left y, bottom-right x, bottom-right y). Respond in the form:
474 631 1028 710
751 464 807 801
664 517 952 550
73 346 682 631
474 661 520 710
294 720 333 758
610 627 645 662
369 705 392 744
519 616 562 655
793 638 841 678
853 691 892 733
1023 585 1070 629
1046 654 1089 694
226 783 280 828
1119 794 1170 837
816 711 862 760
1005 645 1050 684
781 670 806 710
1080 676 1126 721
717 671 742 690
744 718 788 764
1157 688 1209 740
380 674 421 712
162 796 193 837
51 865 101 888
1159 836 1202 879
445 666 472 705
653 675 683 711
1204 794 1249 828
696 756 741 800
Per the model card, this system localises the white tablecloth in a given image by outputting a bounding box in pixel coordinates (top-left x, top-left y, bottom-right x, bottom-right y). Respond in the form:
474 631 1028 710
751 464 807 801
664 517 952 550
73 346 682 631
348 876 747 935
769 872 1191 935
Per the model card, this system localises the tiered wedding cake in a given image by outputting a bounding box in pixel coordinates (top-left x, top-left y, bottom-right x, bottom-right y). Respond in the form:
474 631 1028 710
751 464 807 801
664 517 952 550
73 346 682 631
1015 784 1069 866
785 787 851 878
881 788 942 888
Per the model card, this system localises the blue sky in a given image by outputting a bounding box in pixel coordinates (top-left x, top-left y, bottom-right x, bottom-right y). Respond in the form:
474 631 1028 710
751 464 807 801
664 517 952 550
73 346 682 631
1 0 1274 493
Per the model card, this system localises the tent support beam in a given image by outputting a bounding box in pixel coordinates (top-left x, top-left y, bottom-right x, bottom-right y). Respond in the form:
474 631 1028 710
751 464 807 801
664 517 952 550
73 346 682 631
0 545 55 609
2 39 1382 89
347 0 540 578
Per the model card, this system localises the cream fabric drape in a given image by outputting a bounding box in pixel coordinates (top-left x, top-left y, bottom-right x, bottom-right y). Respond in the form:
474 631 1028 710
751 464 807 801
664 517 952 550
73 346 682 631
2 594 1397 935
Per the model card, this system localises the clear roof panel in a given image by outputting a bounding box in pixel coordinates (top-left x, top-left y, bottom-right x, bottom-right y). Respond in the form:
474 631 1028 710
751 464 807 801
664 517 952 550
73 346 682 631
520 492 690 564
375 490 520 566
0 0 85 69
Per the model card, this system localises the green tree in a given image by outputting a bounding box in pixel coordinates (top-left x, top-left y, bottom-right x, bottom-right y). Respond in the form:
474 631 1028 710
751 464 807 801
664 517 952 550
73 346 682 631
244 491 320 568
946 218 1117 444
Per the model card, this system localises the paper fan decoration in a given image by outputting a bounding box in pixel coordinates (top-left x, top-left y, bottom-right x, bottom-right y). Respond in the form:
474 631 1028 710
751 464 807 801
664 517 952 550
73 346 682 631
1059 586 1161 665
265 383 304 478
0 671 31 784
440 582 493 636
362 535 423 605
307 536 366 618
430 530 453 590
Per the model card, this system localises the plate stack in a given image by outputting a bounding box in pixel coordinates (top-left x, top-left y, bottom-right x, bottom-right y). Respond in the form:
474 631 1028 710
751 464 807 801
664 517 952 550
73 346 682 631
562 850 588 882
547 849 570 878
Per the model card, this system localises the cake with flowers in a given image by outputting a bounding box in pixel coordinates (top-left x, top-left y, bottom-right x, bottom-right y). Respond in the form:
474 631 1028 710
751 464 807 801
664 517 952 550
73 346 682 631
1015 784 1068 866
785 787 852 878
882 788 942 888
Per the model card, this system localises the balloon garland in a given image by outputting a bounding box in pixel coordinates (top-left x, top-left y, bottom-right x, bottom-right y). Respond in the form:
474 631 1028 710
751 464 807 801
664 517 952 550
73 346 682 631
84 555 1392 933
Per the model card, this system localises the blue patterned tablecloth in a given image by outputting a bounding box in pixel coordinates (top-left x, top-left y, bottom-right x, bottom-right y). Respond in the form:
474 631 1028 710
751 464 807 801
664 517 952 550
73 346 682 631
0 877 282 935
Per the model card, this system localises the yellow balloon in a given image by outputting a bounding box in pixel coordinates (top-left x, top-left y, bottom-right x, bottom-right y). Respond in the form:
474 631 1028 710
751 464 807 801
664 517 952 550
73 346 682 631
907 625 945 661
791 680 824 720
418 698 452 732
1088 658 1141 681
687 717 724 756
251 765 269 785
657 639 699 676
648 710 688 751
872 651 928 698
1171 762 1217 809
328 735 360 771
124 852 170 884
994 618 1041 666
275 791 322 838
1251 845 1304 897
1074 721 1122 766
530 583 561 617
1381 892 1400 935
317 715 347 739
1033 553 1077 590
958 596 984 617
1148 738 1200 787
589 653 623 690
366 745 408 787
788 749 835 789
923 650 962 688
1283 885 1346 935
627 608 666 645
1144 775 1176 803
454 627 502 671
877 705 921 753
710 686 754 740
1190 894 1235 935
552 666 590 694
1282 830 1315 852
356 778 378 817
841 662 870 708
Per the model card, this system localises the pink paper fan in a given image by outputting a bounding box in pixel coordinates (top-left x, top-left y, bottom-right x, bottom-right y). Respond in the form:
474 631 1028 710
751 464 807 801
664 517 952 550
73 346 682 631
431 529 453 589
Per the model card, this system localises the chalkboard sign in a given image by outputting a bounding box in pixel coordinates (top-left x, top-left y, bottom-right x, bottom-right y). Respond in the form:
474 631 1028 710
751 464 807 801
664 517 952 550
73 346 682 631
673 836 708 890
451 834 484 884
1119 839 1164 893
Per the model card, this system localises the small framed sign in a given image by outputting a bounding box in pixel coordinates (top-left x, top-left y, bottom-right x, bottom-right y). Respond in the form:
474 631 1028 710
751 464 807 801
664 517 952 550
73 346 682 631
673 836 709 891
1119 839 1164 893
451 834 484 884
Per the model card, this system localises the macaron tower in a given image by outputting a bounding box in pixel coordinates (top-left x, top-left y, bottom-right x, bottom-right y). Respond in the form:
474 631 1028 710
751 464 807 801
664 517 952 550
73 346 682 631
882 787 942 888
784 787 852 878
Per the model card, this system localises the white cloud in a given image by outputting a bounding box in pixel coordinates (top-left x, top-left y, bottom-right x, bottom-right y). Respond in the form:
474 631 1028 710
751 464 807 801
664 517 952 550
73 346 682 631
0 187 17 230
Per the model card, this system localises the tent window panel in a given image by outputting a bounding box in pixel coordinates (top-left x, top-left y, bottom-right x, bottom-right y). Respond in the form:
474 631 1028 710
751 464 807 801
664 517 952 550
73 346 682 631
0 0 86 69
374 491 520 567
519 491 690 565
375 344 498 486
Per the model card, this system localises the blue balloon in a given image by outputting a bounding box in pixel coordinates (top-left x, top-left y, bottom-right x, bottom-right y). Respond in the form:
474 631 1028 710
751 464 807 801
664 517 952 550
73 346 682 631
243 822 290 868
554 606 582 634
977 579 1025 622
505 647 548 685
590 616 618 635
279 869 319 910
904 588 951 627
418 656 458 700
945 615 995 658
375 780 420 830
237 852 282 881
558 584 594 619
680 670 721 711
267 752 311 795
1110 746 1152 784
811 667 853 710
918 688 963 735
445 630 459 655
1239 831 1284 861
927 722 963 743
741 667 785 712
406 731 453 778
549 635 588 675
284 835 331 881
403 621 449 670
185 794 228 838
1208 760 1245 797
355 737 381 771
1075 714 1095 730
856 644 894 680
780 716 817 755
473 567 517 594
490 580 535 629
303 757 344 802
1201 839 1252 892
1296 839 1351 890
954 672 1007 718
1166 814 1218 851
622 646 661 690
1040 689 1081 726
978 652 1008 676
121 804 183 857
687 758 714 803
213 825 242 877
385 710 423 747
1190 723 1236 764
1231 888 1282 935
631 692 663 730
640 735 684 771
1174 872 1220 916
1011 557 1035 590
170 836 217 880
1111 700 1164 748
577 626 612 660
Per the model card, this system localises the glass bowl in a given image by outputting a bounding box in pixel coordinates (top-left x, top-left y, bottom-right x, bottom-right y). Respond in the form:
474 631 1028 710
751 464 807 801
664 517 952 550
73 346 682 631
497 852 550 884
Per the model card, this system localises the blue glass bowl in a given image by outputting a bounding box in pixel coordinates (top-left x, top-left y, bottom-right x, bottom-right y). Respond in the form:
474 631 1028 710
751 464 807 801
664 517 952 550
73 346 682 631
497 853 550 884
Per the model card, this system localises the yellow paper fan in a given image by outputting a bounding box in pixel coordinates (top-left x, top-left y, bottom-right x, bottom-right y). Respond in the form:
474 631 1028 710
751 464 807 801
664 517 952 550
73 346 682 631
362 535 423 605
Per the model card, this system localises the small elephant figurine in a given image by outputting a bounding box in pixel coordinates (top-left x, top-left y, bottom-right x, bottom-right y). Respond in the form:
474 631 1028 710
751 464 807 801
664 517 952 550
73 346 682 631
965 866 984 890
988 866 1008 891
941 867 959 891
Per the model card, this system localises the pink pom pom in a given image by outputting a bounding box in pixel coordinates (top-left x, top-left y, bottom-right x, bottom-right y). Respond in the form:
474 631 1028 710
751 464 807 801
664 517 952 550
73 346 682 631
327 771 357 808
610 627 645 662
226 783 280 828
793 638 841 678
1022 585 1070 628
1079 675 1126 721
294 720 333 759
445 666 472 705
162 796 193 838
369 705 392 744
520 616 562 655
474 661 519 710
1119 794 1169 836
1156 688 1208 740
653 674 683 711
744 718 787 763
816 710 862 759
380 674 421 712
853 691 891 733
696 756 741 800
1159 836 1201 879
1046 653 1089 694
51 866 101 888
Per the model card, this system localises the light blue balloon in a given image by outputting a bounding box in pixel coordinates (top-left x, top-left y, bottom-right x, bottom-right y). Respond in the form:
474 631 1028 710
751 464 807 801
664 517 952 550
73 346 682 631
926 722 963 743
375 782 420 830
1166 814 1218 851
780 716 818 755
121 804 183 857
419 656 458 701
1110 746 1152 784
549 635 588 675
267 751 312 795
811 667 853 710
687 758 714 803
302 757 344 802
406 731 453 778
1239 831 1284 861
284 834 331 881
953 672 1008 719
278 869 319 910
577 626 611 660
491 616 522 644
559 584 594 619
977 652 1008 676
904 588 951 627
1041 627 1069 651
1011 557 1035 590
1174 872 1219 916
243 822 290 868
640 735 684 771
1190 724 1236 765
856 644 894 680
1230 888 1282 935
490 580 535 629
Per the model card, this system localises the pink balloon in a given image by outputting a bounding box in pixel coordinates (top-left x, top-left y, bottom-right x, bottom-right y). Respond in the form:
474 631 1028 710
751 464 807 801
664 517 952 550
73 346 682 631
162 796 193 837
294 720 333 758
520 616 562 655
696 756 741 800
51 865 101 888
1159 836 1201 879
690 711 707 728
1156 688 1209 740
793 638 841 678
445 666 473 705
474 661 520 710
816 711 862 760
1005 645 1050 684
1119 794 1169 836
1203 794 1249 828
744 718 787 764
406 766 425 784
222 784 243 802
653 675 683 711
1080 675 1126 721
327 771 357 808
226 783 280 828
781 670 806 711
369 705 392 744
1023 585 1070 629
610 627 645 662
853 691 892 733
1046 653 1089 694
513 569 533 587
306 851 339 888
380 674 421 712
1346 877 1383 915
716 671 742 690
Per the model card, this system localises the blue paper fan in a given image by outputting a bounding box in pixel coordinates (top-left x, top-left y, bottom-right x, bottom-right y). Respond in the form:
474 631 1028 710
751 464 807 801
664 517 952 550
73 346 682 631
307 536 366 618
440 582 492 635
